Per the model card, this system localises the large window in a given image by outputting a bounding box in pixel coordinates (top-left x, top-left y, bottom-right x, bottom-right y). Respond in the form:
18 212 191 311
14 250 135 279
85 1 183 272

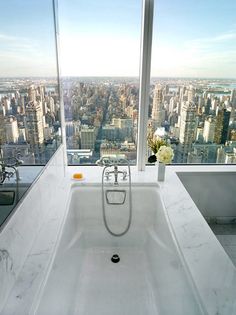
149 0 236 164
0 0 61 226
0 0 61 165
58 0 142 164
58 0 236 165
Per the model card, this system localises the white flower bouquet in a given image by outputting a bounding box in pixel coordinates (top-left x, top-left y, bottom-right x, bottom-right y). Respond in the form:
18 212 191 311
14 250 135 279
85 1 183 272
156 145 174 164
147 134 174 164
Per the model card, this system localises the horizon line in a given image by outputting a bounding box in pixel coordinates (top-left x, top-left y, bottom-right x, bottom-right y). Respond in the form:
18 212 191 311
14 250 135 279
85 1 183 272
0 75 236 80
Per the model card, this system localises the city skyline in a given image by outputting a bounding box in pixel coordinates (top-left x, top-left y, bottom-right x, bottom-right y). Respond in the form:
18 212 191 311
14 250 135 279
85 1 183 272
0 0 236 78
1 76 236 165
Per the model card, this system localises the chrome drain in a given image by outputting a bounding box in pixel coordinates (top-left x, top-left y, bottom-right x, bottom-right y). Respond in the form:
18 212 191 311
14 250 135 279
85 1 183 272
111 254 120 263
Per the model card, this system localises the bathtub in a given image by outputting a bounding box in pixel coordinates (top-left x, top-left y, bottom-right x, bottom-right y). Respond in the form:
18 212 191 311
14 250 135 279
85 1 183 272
33 183 205 315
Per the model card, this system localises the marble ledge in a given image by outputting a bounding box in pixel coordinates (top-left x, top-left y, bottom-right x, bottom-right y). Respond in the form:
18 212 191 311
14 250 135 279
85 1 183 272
1 182 71 315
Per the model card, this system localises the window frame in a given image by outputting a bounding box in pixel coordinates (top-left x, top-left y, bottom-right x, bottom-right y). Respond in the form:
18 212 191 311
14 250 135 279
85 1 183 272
137 0 154 171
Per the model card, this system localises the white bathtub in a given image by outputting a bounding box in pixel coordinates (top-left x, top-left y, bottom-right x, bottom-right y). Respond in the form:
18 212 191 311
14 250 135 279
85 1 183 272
33 184 205 315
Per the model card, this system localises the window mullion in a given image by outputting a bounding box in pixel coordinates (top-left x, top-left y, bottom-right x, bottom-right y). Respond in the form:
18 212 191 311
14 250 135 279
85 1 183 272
137 0 154 171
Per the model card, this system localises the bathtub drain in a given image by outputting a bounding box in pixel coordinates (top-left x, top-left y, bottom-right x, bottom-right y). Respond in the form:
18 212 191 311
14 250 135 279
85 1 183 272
111 254 120 263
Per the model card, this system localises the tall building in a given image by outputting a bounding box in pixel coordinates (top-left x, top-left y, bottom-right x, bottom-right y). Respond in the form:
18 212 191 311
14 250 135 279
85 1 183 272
28 85 37 102
221 110 230 144
214 108 230 144
151 84 165 127
2 97 11 113
179 86 187 103
187 86 196 103
0 104 6 145
179 101 196 145
80 126 96 150
25 101 44 150
178 101 196 162
5 116 19 143
204 98 211 115
203 116 215 143
230 89 236 109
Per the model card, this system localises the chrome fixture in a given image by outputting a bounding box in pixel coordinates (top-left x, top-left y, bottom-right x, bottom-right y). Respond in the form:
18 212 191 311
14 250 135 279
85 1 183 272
105 164 127 186
0 156 23 184
97 157 129 185
98 157 132 237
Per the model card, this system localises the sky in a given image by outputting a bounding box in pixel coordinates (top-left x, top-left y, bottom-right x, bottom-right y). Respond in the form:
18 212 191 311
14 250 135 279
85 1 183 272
0 0 236 78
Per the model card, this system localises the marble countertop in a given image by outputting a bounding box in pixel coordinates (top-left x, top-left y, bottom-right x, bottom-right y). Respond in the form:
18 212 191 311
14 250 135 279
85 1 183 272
1 164 236 315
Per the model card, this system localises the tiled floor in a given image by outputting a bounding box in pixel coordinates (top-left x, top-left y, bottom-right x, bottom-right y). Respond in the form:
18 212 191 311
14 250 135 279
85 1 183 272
209 223 236 266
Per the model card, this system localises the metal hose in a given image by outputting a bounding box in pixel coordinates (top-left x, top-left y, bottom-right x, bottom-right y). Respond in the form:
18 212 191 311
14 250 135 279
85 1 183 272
101 160 132 237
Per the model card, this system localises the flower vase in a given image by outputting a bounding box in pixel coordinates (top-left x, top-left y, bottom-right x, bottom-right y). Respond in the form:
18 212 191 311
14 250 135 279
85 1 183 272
157 161 165 181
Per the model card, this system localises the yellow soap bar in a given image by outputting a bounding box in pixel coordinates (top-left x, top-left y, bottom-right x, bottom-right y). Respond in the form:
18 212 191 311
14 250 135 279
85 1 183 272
73 173 83 180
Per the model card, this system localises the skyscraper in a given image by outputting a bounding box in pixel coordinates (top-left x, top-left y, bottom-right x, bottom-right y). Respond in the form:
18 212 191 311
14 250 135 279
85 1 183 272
0 104 6 145
25 101 44 153
151 84 165 128
179 101 196 144
28 85 37 102
5 116 19 143
222 110 230 144
204 98 211 115
214 108 230 144
187 86 196 103
230 89 236 109
203 116 215 143
178 101 196 162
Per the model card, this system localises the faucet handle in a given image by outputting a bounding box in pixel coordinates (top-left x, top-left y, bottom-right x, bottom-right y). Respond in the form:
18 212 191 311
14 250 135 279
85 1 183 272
122 170 128 181
105 171 111 181
6 171 14 179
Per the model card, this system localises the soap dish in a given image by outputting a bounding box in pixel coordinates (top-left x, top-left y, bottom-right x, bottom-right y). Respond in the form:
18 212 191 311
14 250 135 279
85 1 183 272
72 173 85 181
72 177 85 181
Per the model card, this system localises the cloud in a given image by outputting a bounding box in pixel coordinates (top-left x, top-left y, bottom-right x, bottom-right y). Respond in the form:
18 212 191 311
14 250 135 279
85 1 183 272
151 29 236 78
0 33 30 42
186 30 236 52
0 32 57 76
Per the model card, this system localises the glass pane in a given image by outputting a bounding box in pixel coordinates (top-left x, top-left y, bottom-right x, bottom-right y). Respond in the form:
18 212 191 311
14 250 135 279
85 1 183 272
58 0 142 164
149 0 236 164
0 0 60 226
0 0 61 165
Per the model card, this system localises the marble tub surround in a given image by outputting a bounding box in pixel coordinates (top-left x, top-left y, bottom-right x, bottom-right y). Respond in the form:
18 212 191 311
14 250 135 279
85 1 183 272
0 166 44 227
160 166 236 315
1 164 236 314
0 146 65 314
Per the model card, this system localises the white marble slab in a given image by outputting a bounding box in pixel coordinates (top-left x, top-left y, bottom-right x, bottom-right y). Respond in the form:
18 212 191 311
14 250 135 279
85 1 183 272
0 146 65 314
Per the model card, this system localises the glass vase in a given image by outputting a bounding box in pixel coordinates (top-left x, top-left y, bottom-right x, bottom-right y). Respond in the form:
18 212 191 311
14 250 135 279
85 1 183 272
157 161 165 181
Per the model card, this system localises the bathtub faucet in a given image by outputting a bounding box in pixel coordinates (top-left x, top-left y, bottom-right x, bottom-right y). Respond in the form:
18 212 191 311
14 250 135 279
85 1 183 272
97 157 129 185
105 164 128 185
